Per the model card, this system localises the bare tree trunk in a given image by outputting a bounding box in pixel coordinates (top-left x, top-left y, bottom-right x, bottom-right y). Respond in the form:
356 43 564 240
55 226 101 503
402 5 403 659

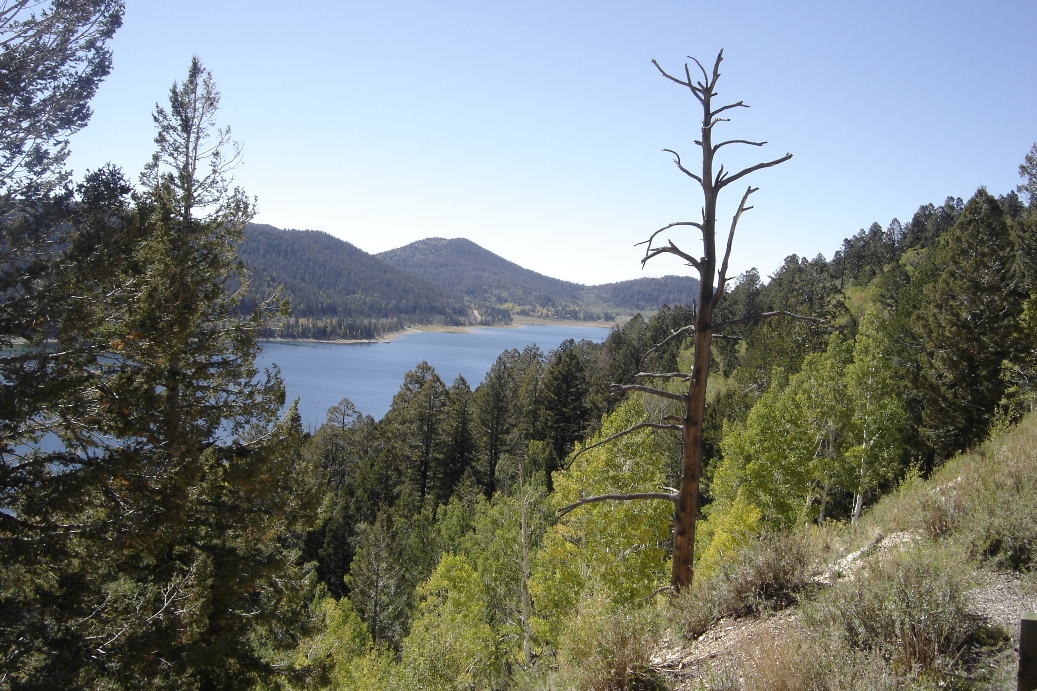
556 52 794 592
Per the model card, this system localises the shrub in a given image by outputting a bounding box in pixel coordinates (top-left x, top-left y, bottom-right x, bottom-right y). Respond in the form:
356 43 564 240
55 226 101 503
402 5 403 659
554 592 666 691
691 624 904 691
676 528 821 638
809 541 976 676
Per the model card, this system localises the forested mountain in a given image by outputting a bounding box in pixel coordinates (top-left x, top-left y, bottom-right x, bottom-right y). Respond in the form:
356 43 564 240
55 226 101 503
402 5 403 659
238 228 701 338
377 237 585 306
379 236 700 319
585 274 701 312
238 224 507 339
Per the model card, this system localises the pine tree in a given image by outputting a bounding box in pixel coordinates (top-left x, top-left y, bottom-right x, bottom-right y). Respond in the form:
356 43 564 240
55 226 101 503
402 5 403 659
916 188 1025 459
1 58 320 687
539 346 591 490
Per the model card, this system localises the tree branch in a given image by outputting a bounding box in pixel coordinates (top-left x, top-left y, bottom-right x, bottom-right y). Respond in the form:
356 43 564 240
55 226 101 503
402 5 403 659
641 241 702 271
612 384 688 402
557 491 678 518
710 101 747 118
714 138 766 153
714 186 757 306
634 372 691 380
635 221 703 251
570 421 684 463
639 324 696 370
716 153 793 191
662 149 703 183
712 310 825 331
651 59 704 102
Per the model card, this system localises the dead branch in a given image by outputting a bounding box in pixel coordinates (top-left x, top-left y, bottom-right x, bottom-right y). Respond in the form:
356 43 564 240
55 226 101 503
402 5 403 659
634 372 691 380
716 152 793 191
714 138 766 153
641 240 702 270
710 101 747 118
570 421 683 462
715 186 757 303
651 59 703 102
612 384 688 402
639 324 696 370
636 221 703 252
662 148 703 183
712 310 825 331
557 491 678 518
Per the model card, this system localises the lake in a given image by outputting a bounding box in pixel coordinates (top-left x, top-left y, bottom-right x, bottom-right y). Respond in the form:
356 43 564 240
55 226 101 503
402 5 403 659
257 324 611 428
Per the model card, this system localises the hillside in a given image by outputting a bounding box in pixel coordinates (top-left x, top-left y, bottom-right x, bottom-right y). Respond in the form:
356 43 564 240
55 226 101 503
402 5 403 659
650 414 1037 689
238 224 499 340
378 237 699 317
585 274 700 312
237 228 701 338
377 237 585 307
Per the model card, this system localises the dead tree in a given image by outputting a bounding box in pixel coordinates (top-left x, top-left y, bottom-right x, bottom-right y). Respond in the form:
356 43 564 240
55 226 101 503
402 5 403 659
558 51 811 591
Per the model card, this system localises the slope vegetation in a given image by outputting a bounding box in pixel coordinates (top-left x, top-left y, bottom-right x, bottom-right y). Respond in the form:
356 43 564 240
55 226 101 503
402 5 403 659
655 413 1037 689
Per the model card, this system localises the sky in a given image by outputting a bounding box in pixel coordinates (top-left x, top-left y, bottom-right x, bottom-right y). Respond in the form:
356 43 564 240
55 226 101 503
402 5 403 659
65 1 1036 286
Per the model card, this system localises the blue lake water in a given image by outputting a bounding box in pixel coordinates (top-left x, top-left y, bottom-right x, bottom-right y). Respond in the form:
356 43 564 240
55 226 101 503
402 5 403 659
257 324 610 428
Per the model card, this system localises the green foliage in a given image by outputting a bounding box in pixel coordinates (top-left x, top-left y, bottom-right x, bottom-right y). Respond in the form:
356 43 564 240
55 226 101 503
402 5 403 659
1018 142 1037 205
553 592 666 691
539 346 592 488
844 307 906 519
385 361 449 502
346 501 435 650
0 0 124 198
916 188 1025 460
400 553 502 690
714 316 905 537
530 398 672 645
1 58 321 687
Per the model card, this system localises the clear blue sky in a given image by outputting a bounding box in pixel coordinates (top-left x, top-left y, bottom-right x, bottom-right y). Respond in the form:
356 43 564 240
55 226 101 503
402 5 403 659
66 1 1036 286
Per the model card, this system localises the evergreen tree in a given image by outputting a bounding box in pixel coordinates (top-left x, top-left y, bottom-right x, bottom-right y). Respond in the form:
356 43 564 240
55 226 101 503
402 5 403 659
1 58 320 687
0 0 123 198
472 350 520 495
440 375 476 503
385 362 448 502
539 346 591 490
916 188 1025 459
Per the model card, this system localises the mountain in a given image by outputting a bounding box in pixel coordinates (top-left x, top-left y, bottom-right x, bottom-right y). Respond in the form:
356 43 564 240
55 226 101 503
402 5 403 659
378 237 699 317
237 226 699 339
377 237 585 307
237 224 506 340
584 275 701 312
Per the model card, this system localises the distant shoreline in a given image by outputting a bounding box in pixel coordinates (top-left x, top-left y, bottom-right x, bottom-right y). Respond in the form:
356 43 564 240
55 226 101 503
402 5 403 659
260 316 623 346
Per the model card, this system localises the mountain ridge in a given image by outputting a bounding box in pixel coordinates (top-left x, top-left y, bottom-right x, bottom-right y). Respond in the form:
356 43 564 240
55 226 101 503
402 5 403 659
239 225 699 339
